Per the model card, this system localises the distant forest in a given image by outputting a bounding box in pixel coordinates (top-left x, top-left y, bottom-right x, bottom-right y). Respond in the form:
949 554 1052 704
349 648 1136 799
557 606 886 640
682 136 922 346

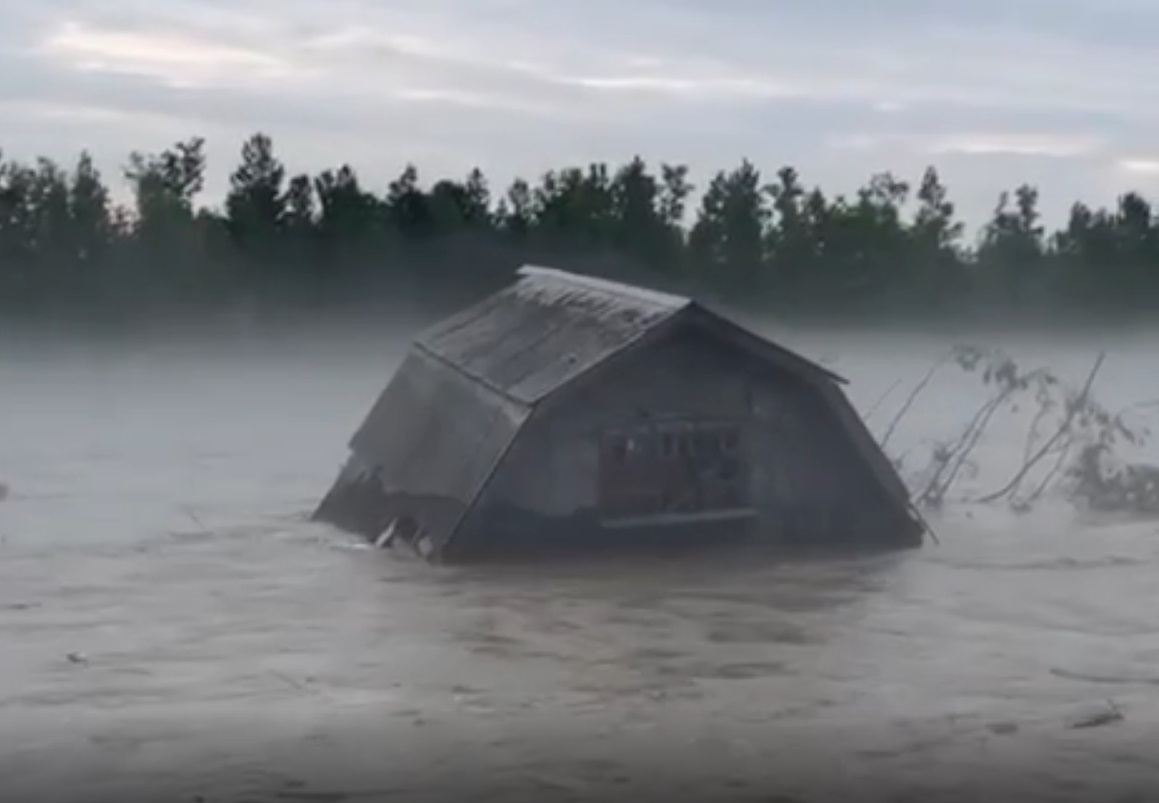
2 131 1157 325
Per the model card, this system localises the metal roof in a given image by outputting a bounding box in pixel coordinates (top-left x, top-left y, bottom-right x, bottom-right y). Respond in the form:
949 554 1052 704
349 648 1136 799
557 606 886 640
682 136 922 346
414 265 690 405
414 265 843 405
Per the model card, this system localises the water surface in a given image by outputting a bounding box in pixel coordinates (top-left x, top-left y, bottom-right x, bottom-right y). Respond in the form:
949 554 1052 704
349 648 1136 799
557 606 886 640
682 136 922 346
2 323 1158 802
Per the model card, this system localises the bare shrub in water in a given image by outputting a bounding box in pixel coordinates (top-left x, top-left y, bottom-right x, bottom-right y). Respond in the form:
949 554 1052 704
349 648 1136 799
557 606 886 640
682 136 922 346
1066 412 1159 516
878 345 1159 516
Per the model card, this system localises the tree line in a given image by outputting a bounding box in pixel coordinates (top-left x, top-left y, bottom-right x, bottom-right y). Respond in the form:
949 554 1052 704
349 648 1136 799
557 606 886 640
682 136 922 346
2 131 1157 324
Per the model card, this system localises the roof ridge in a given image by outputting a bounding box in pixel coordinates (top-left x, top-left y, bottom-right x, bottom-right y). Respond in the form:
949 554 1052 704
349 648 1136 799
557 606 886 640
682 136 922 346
516 264 689 309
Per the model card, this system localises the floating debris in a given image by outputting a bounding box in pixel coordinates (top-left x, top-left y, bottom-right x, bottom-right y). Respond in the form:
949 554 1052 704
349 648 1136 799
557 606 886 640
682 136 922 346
1068 700 1124 730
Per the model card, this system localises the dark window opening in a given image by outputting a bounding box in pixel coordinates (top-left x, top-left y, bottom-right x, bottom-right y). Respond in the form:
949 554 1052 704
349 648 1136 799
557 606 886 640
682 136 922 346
598 420 749 521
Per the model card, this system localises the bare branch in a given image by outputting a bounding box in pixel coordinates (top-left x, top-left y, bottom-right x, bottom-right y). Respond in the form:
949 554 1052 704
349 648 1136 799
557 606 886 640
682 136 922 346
881 349 954 449
975 352 1106 504
864 378 903 423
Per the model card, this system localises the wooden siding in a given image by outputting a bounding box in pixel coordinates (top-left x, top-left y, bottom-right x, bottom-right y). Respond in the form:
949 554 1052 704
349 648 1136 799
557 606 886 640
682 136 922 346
456 324 915 554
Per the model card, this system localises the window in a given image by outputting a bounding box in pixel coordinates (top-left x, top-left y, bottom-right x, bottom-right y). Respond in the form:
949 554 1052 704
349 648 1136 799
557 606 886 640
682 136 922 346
597 419 750 522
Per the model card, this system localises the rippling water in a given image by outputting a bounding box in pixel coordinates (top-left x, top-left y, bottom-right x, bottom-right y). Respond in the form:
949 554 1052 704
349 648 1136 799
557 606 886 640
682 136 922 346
2 322 1159 802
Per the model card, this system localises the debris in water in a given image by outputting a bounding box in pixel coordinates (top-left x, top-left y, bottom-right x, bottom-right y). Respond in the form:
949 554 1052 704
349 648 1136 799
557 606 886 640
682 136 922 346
1068 700 1124 729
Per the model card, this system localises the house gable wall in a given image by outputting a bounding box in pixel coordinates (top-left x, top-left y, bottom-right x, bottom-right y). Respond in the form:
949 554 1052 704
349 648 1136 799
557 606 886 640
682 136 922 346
452 324 912 557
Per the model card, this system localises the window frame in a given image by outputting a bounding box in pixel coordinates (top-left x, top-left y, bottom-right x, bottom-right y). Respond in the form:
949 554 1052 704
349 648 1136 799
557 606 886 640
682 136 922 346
596 417 753 526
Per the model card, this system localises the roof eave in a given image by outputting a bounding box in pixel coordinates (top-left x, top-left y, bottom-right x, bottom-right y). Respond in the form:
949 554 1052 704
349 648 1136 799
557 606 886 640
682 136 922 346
683 302 849 386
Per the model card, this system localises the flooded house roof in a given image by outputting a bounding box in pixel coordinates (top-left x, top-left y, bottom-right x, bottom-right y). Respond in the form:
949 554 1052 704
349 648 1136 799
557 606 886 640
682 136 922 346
411 265 846 406
338 265 911 558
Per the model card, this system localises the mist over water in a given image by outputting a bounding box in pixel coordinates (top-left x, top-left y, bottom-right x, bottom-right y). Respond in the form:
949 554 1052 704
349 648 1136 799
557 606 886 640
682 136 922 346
3 318 1159 802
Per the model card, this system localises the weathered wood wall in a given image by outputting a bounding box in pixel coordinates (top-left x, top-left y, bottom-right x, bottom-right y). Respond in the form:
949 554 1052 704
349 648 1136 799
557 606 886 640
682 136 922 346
454 326 910 556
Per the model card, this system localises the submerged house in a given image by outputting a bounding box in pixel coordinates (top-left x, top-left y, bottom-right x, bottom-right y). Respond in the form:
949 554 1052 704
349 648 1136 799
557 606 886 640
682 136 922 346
313 265 924 562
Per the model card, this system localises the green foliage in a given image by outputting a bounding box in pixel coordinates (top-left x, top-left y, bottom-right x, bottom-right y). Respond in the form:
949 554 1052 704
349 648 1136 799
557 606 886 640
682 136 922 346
3 131 1159 322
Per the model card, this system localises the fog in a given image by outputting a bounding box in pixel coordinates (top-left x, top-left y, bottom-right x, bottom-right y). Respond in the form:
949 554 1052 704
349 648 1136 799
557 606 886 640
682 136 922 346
3 319 1159 802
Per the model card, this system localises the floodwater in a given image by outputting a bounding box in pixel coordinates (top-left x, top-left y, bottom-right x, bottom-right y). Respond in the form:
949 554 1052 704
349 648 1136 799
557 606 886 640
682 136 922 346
2 320 1159 802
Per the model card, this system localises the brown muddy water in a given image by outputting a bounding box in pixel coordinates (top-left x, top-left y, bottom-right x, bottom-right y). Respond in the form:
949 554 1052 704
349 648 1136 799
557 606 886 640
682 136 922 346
2 324 1159 802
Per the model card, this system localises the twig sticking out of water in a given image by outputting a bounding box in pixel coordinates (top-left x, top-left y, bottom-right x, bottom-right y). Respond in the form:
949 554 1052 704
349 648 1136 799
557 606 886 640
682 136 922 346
880 343 1158 516
181 506 209 534
1069 699 1124 730
908 502 940 545
269 669 317 695
918 370 1043 508
864 378 903 424
1023 441 1072 506
880 349 954 449
975 352 1106 504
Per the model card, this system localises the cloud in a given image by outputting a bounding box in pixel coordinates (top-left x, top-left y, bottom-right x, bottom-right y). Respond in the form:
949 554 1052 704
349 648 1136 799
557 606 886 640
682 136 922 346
1 0 1158 226
1118 159 1159 176
39 20 297 88
830 132 1105 159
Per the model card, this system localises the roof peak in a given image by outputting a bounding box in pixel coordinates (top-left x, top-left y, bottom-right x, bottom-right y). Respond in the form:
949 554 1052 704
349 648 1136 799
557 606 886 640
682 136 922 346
516 265 690 310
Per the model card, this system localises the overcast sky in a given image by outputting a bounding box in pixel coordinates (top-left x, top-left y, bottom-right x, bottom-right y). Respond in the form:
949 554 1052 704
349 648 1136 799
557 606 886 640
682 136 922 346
5 0 1159 230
